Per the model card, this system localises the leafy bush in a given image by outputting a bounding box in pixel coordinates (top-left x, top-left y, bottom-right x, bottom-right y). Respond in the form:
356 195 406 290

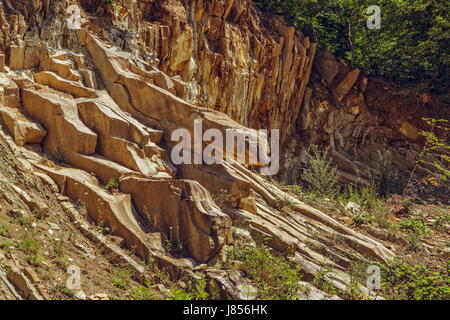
235 245 305 300
339 183 378 210
0 240 14 253
112 267 132 289
382 259 450 300
168 288 193 300
19 238 39 254
132 281 158 300
0 225 10 238
26 254 43 266
404 118 450 195
104 178 120 192
398 217 430 236
302 145 340 197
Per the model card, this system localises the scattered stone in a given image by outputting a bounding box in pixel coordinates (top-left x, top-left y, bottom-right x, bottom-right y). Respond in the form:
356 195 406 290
88 293 109 300
388 195 409 216
8 208 25 218
152 284 169 294
238 196 257 214
345 202 362 214
74 290 86 300
106 235 125 248
333 69 361 101
23 266 41 283
47 222 61 230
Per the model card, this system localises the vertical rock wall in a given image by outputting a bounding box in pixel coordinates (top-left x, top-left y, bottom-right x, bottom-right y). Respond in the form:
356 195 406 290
134 0 316 145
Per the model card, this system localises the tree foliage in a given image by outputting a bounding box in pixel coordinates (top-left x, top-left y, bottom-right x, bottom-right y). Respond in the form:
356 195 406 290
254 0 449 97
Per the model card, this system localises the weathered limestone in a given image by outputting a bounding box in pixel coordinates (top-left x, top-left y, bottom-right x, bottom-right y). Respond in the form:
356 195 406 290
120 177 232 264
0 107 46 146
76 99 161 177
22 88 97 157
39 55 81 81
137 0 316 145
35 71 97 98
0 73 19 108
333 69 361 102
78 30 267 165
0 0 410 298
31 163 159 259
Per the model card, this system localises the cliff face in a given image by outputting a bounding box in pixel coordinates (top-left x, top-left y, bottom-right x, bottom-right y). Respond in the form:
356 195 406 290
280 52 450 188
98 0 447 188
0 0 448 300
130 0 316 146
0 0 400 300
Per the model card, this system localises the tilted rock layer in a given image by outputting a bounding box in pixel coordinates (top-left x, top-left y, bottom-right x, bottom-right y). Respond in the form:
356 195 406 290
2 0 442 299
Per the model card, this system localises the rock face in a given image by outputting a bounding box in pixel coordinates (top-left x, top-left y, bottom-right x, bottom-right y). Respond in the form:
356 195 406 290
279 54 449 186
71 0 448 190
109 0 316 145
2 0 434 300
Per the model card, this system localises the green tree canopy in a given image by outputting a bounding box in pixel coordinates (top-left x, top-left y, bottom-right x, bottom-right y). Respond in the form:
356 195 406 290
254 0 449 98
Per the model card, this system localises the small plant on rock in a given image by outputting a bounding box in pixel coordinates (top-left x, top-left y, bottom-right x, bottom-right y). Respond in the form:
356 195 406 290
403 118 450 197
104 178 120 193
0 225 10 238
302 145 340 197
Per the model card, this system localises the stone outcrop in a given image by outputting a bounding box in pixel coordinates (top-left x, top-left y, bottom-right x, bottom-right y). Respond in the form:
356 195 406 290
78 0 316 146
1 0 427 299
279 52 449 186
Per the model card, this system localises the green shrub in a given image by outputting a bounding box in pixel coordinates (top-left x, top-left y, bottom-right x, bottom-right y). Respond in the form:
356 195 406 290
398 217 430 236
235 245 305 300
104 178 120 191
302 145 340 197
168 288 192 300
0 225 10 238
382 259 450 300
112 267 132 289
112 277 127 289
58 286 76 298
132 281 158 300
0 240 14 253
26 254 43 266
190 277 209 300
339 183 378 210
19 238 39 254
